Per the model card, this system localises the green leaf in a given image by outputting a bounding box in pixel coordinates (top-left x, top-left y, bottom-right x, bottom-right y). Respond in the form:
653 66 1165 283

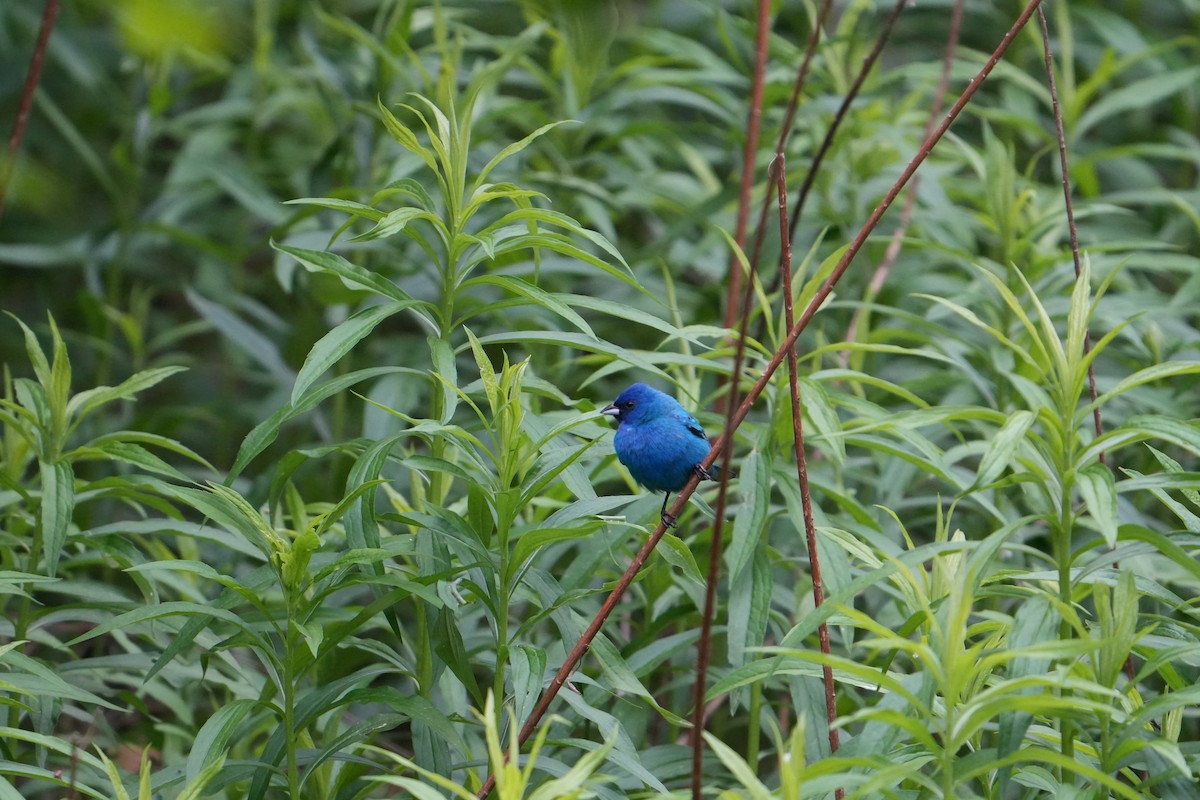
92 748 133 800
509 524 598 581
467 331 705 379
186 699 254 784
1118 524 1200 584
72 439 191 481
144 566 278 682
1094 570 1139 689
377 97 438 172
187 290 292 384
65 601 261 647
557 292 708 343
372 177 437 212
655 530 705 585
65 366 187 423
283 197 386 221
271 241 436 323
1 650 122 710
1085 415 1200 464
176 755 227 800
350 206 444 243
795 376 846 465
510 644 547 727
726 447 769 581
39 460 74 577
79 430 215 473
996 596 1059 793
344 436 414 552
459 275 595 338
916 293 1039 373
1077 463 1119 547
520 437 601 507
167 483 278 556
228 366 415 481
727 547 771 673
292 301 418 404
475 120 575 188
429 334 458 423
527 729 618 800
701 731 772 798
1076 66 1200 137
1082 361 1200 415
1065 256 1093 378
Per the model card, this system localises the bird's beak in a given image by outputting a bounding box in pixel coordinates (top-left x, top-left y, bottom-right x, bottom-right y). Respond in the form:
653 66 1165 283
600 403 619 417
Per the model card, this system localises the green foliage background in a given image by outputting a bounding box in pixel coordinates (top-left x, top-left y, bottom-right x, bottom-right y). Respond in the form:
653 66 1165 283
1 0 1199 798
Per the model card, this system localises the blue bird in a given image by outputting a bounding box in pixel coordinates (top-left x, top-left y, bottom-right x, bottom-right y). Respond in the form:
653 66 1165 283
601 383 717 527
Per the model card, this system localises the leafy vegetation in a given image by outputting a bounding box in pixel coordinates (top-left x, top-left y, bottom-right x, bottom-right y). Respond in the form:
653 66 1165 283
2 0 1199 798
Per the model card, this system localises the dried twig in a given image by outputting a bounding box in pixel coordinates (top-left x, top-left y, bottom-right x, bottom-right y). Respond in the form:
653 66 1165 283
842 0 965 357
0 0 61 221
786 0 908 249
744 0 836 285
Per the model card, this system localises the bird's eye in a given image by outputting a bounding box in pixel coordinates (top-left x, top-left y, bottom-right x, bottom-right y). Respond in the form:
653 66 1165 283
622 401 634 409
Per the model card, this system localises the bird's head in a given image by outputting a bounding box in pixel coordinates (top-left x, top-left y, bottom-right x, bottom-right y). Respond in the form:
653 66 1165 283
600 382 668 425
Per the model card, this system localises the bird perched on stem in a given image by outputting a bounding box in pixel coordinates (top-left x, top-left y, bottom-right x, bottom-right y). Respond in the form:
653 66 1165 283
601 382 717 527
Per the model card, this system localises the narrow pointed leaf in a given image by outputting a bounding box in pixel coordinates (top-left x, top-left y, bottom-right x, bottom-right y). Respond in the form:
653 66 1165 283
292 301 416 404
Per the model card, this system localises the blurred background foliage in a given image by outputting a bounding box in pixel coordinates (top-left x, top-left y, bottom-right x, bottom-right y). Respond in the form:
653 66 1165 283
2 0 1200 797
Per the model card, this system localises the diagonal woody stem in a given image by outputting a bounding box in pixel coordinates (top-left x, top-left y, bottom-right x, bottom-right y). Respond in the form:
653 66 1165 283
842 0 965 357
786 0 909 247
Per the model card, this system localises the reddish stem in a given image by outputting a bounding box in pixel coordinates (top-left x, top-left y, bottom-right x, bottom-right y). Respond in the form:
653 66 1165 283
843 0 965 355
721 0 773 334
693 0 774 790
777 156 842 797
0 0 61 221
1036 5 1104 455
1036 1 1134 696
744 0 836 285
786 0 909 247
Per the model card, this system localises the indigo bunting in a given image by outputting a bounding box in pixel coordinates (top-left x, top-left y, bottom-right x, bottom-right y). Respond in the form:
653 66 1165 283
601 383 716 526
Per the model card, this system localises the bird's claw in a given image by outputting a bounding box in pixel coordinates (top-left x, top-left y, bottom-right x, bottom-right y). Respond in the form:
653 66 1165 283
660 511 678 529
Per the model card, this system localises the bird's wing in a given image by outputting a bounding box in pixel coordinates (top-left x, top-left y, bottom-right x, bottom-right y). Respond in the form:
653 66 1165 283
674 408 708 440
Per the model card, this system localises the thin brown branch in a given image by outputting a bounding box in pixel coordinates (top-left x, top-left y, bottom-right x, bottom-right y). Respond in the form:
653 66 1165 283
786 0 908 248
1036 6 1104 457
693 4 775 791
777 156 842 797
1036 1 1134 697
712 0 1046 460
744 0 836 284
0 0 61 221
842 0 965 357
721 0 773 333
758 0 907 347
474 1 1045 793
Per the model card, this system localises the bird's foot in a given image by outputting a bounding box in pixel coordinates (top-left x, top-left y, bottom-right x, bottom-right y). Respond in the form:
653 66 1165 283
660 511 678 529
694 464 714 481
